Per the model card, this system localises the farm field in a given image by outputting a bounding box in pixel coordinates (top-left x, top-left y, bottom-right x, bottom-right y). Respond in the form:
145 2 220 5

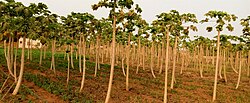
0 48 250 103
1 0 250 103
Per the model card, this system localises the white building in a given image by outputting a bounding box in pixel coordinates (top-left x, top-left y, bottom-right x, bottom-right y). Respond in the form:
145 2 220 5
18 38 42 49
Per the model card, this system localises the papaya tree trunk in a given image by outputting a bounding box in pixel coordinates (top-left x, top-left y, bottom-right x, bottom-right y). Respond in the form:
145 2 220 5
50 39 56 74
39 45 43 66
30 40 32 61
105 12 116 103
150 41 156 78
12 36 26 95
236 52 242 89
95 35 100 77
136 38 141 74
170 36 178 89
230 52 238 73
164 31 170 103
223 49 227 83
157 44 160 70
219 49 223 79
180 52 184 74
159 44 164 74
121 45 126 76
5 37 15 78
79 37 82 73
248 50 250 77
142 46 145 71
27 39 30 60
80 36 86 92
126 33 131 91
199 45 204 78
67 50 70 86
70 43 74 69
14 40 18 82
212 47 215 65
43 45 46 59
212 31 221 101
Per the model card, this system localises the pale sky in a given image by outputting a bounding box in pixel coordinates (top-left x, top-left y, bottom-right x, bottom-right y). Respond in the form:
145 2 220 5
15 0 250 40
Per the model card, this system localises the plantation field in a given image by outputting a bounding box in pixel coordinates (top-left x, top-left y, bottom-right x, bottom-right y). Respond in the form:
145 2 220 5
0 48 249 103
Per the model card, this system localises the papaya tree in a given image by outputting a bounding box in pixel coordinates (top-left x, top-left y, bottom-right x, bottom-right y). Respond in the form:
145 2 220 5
240 16 250 77
201 10 237 101
92 0 136 102
11 1 48 95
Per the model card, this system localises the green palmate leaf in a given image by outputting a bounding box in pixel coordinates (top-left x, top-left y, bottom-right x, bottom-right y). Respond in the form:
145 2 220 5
216 24 223 31
231 14 238 21
206 27 213 32
240 20 249 26
190 25 198 31
216 19 225 25
224 15 231 22
226 24 234 31
242 27 250 33
92 4 99 10
135 4 142 13
183 29 189 35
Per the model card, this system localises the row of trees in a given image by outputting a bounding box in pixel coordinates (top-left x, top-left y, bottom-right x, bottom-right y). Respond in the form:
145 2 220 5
0 0 249 102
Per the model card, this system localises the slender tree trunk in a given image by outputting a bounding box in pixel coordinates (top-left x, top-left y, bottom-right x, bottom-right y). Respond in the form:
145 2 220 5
126 33 131 91
164 31 170 103
76 45 78 60
10 37 14 75
27 39 30 60
223 49 227 83
247 50 250 77
122 45 126 76
219 49 223 79
180 52 184 74
199 45 204 78
206 47 209 70
212 47 215 66
39 45 43 66
212 31 220 101
70 43 74 69
230 52 238 73
157 44 160 69
79 37 82 73
170 36 178 89
50 39 56 74
150 41 156 78
43 45 46 59
95 36 100 77
142 46 145 71
105 10 116 103
80 36 86 92
5 38 14 78
235 51 239 71
30 40 33 61
159 44 164 74
101 44 104 63
12 36 26 95
132 44 135 67
67 51 70 86
136 38 141 74
236 52 242 89
4 40 7 59
14 40 18 82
